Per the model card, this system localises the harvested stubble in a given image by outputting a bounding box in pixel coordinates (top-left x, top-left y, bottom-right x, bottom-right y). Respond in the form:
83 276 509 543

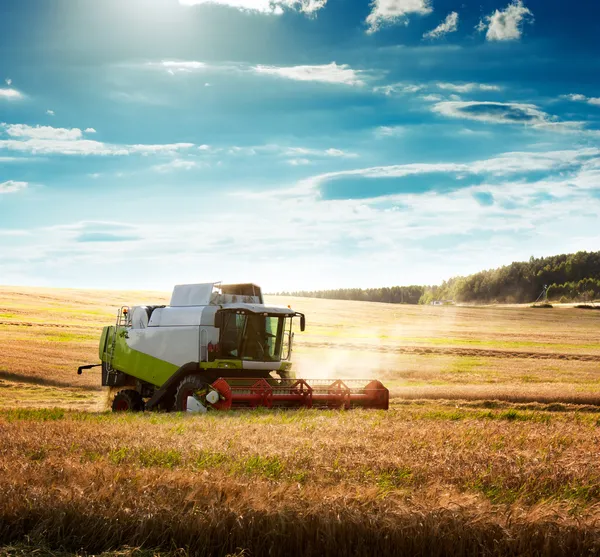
2 407 600 556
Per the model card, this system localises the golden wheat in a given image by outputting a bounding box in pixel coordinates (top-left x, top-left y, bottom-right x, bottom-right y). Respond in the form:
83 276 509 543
2 287 600 554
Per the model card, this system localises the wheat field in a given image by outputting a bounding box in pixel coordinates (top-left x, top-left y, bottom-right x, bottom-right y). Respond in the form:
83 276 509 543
1 286 600 555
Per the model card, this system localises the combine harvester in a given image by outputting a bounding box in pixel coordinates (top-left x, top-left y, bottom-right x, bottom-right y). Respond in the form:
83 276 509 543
78 283 389 412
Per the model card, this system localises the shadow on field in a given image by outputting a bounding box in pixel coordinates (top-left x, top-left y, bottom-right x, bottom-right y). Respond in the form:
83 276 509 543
1 498 600 557
0 370 102 391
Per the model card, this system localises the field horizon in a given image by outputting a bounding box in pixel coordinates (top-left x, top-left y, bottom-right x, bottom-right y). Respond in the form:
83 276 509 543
2 284 600 409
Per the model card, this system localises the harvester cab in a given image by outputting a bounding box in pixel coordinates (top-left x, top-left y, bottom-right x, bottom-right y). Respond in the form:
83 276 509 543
78 282 389 412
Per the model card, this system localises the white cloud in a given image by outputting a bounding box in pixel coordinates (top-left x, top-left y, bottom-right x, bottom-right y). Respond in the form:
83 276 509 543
420 94 443 102
152 159 199 172
423 11 458 39
432 101 563 128
293 147 600 194
477 0 533 42
375 125 405 137
561 93 600 107
178 0 326 15
5 78 12 85
0 123 194 156
280 146 358 158
287 158 312 166
373 82 424 95
0 180 27 194
0 88 23 100
148 59 371 86
4 124 85 140
252 62 366 86
325 148 354 157
128 144 196 155
562 94 586 102
155 60 208 75
366 0 432 33
457 128 493 137
220 144 358 159
436 82 501 93
0 128 354 164
46 110 55 116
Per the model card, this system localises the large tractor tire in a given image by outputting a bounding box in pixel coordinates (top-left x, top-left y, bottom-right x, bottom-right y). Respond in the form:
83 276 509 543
112 389 144 412
174 376 210 412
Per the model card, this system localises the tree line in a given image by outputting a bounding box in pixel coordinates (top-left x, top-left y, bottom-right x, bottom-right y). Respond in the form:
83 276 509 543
277 286 426 305
277 251 600 305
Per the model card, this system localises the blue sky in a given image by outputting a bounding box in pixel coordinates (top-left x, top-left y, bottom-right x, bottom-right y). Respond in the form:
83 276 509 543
1 0 599 291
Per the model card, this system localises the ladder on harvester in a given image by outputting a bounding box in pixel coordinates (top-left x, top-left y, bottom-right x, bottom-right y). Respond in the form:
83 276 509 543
105 306 130 382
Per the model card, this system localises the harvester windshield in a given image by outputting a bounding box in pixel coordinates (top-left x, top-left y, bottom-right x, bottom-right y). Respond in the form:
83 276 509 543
219 311 289 362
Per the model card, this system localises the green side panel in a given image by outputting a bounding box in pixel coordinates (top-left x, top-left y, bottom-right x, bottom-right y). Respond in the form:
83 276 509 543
202 360 243 370
108 329 180 387
98 326 110 360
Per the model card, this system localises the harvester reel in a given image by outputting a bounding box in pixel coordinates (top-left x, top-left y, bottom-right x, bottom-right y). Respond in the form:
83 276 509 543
112 389 144 412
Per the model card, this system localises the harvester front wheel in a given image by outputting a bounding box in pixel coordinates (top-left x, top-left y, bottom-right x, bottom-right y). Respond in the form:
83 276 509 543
174 376 209 412
112 389 144 412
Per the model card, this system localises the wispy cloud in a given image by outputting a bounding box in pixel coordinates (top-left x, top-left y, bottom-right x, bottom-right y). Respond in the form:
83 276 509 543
287 158 312 166
0 88 23 100
178 0 326 15
146 60 211 74
152 158 199 172
46 109 55 116
287 147 600 195
477 0 533 41
436 82 501 93
153 60 208 75
373 82 424 95
0 180 28 194
374 81 500 98
560 93 600 107
374 125 405 137
76 232 141 243
147 59 368 86
211 144 358 160
423 11 458 39
0 123 194 156
366 0 432 34
4 124 87 141
252 62 367 86
431 101 579 130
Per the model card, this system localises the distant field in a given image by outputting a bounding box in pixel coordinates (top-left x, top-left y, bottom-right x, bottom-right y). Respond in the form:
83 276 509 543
2 286 600 555
2 286 600 408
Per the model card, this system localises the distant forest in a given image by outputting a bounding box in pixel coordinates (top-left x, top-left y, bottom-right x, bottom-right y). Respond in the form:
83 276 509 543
278 251 600 305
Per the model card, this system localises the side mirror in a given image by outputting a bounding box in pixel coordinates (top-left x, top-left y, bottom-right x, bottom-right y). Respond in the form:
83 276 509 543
300 314 306 332
214 312 224 329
